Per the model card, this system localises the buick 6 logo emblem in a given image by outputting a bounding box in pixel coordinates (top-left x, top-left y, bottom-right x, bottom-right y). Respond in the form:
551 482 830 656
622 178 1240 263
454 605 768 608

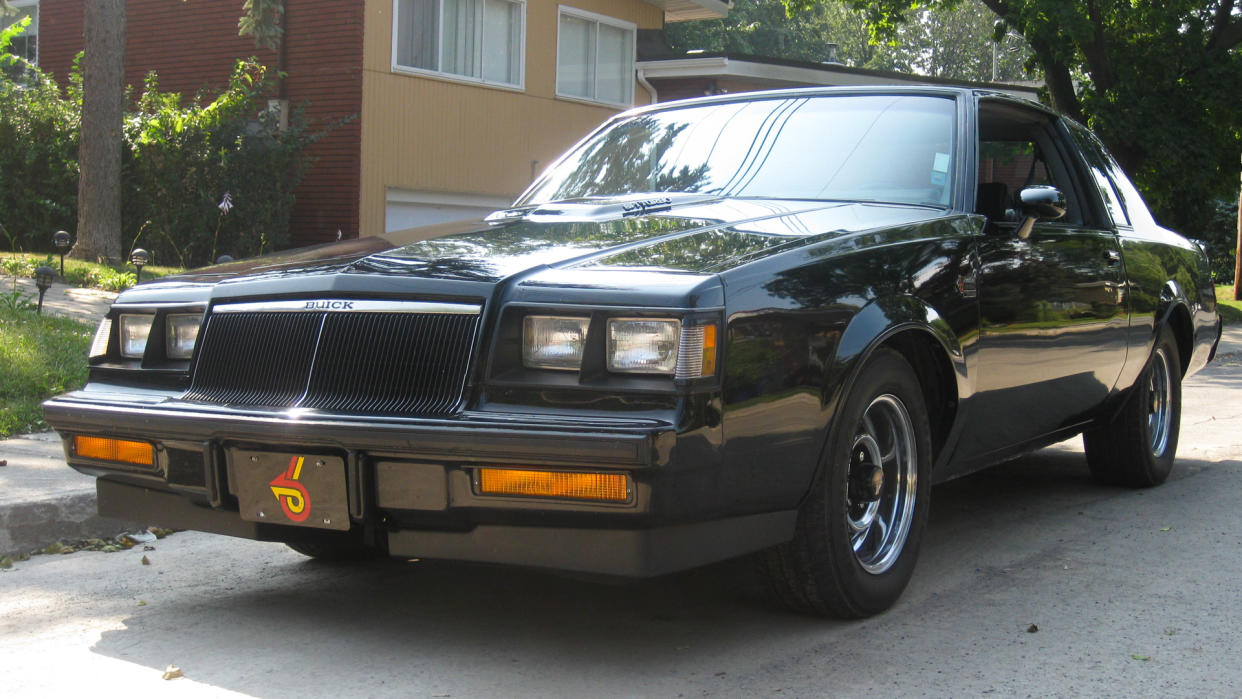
269 456 311 522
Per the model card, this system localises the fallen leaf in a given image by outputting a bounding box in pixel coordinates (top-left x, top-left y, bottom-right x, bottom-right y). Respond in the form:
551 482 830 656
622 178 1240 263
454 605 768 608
1131 654 1151 661
143 545 155 551
0 556 12 570
141 555 151 566
137 600 147 606
1027 624 1039 633
162 665 183 680
1164 628 1177 636
1159 527 1172 532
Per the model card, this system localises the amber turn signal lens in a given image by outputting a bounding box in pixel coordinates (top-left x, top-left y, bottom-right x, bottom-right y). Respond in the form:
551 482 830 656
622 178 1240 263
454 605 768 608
74 436 155 466
478 468 629 502
700 323 717 376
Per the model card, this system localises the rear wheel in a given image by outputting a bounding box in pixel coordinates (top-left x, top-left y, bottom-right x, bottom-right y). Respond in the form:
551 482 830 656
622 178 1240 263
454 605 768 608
1084 325 1181 487
759 349 932 618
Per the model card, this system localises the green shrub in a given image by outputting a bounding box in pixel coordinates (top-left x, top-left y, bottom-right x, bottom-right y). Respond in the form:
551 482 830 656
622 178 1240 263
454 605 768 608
127 62 323 267
1 20 326 268
1202 199 1238 285
0 19 80 254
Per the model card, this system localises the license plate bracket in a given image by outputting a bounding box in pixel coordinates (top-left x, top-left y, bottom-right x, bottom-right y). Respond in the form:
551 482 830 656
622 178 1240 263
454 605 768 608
231 449 350 531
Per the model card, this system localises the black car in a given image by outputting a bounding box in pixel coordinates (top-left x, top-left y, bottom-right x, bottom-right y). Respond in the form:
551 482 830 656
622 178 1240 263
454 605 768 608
45 87 1222 618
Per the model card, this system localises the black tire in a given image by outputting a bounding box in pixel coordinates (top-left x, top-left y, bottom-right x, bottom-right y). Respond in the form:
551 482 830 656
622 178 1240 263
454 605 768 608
285 536 386 562
1083 325 1181 487
759 348 933 618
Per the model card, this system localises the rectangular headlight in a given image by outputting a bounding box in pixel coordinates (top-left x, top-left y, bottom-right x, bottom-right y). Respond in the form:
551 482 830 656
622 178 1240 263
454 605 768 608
607 318 679 374
118 314 153 359
523 316 590 370
165 313 202 359
89 317 112 359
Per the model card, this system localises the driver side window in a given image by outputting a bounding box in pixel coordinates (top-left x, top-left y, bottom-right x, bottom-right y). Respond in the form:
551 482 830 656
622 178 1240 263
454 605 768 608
976 102 1086 227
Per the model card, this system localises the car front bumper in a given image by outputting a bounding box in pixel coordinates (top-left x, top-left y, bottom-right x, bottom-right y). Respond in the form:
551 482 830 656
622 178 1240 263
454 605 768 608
44 391 797 577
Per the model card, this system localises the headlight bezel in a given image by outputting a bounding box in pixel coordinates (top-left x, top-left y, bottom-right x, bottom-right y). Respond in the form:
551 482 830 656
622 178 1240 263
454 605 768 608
501 304 721 388
93 303 207 368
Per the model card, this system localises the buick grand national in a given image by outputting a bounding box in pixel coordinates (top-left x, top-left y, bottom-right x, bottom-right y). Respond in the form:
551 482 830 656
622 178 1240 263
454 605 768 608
45 87 1222 617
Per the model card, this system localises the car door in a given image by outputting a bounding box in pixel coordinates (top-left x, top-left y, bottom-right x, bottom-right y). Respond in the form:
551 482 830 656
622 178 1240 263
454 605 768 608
959 102 1129 460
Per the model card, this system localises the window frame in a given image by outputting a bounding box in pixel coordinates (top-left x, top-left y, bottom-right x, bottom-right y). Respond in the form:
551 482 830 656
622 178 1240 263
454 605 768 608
555 5 637 108
390 0 527 91
3 0 39 66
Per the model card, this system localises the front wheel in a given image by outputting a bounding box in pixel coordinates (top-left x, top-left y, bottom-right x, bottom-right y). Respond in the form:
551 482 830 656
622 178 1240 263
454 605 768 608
285 536 386 562
759 348 932 618
1083 325 1182 487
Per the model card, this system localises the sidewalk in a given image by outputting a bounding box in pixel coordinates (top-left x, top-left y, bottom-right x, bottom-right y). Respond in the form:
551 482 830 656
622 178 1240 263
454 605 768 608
11 276 115 324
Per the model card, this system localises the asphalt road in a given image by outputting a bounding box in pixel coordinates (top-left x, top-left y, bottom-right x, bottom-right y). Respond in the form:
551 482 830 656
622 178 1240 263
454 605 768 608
2 355 1239 697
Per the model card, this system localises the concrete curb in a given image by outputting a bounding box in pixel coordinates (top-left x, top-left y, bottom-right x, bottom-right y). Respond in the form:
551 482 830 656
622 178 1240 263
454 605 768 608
0 493 144 557
0 432 143 558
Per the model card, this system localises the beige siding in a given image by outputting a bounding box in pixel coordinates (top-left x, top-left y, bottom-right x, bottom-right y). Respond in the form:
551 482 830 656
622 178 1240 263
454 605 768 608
360 0 664 235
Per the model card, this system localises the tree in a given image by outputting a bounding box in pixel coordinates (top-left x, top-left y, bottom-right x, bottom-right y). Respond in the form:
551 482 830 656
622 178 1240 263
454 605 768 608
73 0 125 263
60 0 285 262
786 0 1242 238
664 0 907 71
665 0 1036 83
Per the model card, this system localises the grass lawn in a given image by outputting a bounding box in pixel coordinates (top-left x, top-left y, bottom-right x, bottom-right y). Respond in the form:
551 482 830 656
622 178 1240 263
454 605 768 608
1216 285 1242 325
2 252 181 291
0 306 92 437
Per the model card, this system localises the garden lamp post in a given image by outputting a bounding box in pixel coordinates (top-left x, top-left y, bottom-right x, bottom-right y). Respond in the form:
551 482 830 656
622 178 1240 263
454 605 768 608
131 248 150 284
35 266 55 315
53 231 71 276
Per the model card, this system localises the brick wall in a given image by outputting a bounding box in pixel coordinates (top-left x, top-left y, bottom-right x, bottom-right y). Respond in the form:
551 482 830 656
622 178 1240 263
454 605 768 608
38 0 363 248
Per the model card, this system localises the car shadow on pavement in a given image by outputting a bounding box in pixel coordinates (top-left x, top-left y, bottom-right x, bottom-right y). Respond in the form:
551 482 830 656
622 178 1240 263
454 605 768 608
86 448 1235 695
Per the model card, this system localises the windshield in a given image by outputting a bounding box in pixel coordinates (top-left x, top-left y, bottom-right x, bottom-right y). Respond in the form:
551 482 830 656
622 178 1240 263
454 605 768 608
519 94 957 208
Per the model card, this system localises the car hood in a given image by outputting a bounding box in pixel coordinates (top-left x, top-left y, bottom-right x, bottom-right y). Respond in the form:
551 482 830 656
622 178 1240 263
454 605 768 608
161 197 948 289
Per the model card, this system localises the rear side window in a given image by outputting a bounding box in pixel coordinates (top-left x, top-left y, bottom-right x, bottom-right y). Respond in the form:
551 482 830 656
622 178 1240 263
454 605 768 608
1064 122 1149 228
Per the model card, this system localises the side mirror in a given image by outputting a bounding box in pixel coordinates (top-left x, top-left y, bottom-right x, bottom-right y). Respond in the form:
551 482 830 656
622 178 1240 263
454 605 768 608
1016 185 1066 239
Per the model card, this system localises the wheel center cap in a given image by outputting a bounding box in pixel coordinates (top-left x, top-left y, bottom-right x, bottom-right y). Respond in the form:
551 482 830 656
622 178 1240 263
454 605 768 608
849 462 885 503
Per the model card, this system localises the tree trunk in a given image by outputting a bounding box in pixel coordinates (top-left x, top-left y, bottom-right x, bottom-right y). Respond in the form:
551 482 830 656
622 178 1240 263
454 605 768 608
1234 153 1241 301
71 0 125 263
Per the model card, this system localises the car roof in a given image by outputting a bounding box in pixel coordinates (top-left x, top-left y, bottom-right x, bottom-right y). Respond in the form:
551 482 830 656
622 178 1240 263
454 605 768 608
619 85 1057 120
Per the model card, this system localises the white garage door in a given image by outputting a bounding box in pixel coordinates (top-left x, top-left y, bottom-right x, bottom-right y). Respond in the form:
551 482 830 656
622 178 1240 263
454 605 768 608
385 189 514 233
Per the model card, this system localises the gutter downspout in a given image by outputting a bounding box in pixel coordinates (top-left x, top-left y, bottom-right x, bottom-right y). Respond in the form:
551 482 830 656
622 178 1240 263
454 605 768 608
636 66 659 104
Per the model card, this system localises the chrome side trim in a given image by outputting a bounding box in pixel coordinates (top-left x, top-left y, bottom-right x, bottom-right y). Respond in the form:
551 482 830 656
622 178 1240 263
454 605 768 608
212 300 482 314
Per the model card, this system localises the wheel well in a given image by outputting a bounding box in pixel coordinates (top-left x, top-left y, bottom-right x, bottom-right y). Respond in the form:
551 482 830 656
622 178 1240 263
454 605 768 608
1165 304 1193 377
882 330 957 461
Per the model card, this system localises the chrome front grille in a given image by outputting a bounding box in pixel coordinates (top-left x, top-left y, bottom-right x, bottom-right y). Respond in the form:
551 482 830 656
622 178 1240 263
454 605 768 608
183 300 481 416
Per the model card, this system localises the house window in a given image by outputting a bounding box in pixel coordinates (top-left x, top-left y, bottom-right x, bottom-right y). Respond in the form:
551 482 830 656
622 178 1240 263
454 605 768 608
556 7 635 106
2 0 38 65
394 0 524 88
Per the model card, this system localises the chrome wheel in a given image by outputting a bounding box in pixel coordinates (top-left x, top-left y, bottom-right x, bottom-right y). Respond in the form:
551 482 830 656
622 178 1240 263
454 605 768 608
846 394 918 574
1147 346 1173 457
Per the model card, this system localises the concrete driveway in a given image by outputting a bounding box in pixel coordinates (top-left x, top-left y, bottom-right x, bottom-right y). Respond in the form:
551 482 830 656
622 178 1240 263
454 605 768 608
0 355 1238 696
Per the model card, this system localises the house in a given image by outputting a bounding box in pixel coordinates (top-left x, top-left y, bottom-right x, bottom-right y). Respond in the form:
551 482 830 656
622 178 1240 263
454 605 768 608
15 0 733 247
